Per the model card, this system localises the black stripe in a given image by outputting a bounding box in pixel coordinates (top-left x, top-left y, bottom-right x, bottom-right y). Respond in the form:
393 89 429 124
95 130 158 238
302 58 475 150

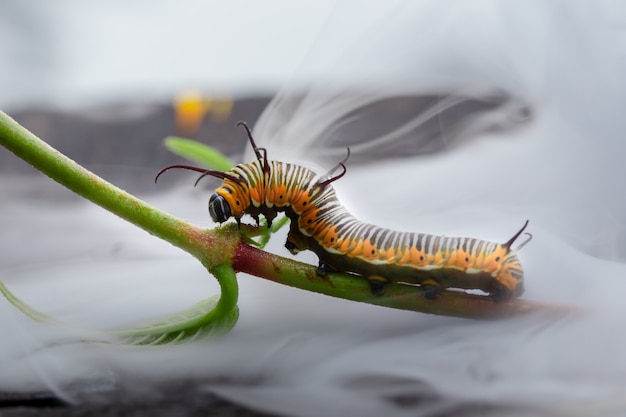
433 236 441 253
424 235 433 254
475 240 485 255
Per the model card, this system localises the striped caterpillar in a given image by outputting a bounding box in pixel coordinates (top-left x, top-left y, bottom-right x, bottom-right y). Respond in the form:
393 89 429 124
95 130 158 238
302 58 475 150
157 122 531 301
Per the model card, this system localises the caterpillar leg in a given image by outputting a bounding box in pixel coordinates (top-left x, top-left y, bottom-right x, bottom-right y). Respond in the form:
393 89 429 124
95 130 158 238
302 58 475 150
264 215 273 228
259 207 277 228
284 239 297 254
285 231 309 255
491 279 523 302
285 219 310 255
367 275 390 296
492 285 514 302
316 262 334 277
420 278 441 300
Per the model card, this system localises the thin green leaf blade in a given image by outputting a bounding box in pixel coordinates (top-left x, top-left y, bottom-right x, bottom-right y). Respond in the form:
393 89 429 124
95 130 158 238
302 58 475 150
0 278 57 324
269 215 289 234
116 296 239 345
117 263 240 345
164 137 234 171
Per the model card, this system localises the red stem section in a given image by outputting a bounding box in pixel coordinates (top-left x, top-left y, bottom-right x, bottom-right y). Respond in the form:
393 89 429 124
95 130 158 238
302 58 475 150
232 242 575 320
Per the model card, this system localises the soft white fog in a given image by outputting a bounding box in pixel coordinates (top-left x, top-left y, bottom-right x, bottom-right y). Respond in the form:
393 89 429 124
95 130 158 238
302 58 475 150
2 1 626 416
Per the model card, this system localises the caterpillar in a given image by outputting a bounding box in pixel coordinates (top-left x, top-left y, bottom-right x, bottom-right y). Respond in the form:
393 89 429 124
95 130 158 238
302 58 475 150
157 122 531 301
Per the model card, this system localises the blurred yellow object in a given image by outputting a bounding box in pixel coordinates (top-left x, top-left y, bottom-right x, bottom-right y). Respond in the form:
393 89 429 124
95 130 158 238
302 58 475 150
174 90 233 136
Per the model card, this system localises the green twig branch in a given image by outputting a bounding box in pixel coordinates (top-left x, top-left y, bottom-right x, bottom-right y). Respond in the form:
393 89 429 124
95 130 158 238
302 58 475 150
0 110 574 344
0 110 240 343
232 242 570 320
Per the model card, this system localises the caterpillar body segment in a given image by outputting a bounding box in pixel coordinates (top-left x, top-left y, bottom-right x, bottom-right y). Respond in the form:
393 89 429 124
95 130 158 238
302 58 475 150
158 122 529 301
212 159 527 300
292 225 526 301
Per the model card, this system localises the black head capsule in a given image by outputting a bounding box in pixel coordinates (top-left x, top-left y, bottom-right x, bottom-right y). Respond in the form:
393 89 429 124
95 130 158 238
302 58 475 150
208 193 231 223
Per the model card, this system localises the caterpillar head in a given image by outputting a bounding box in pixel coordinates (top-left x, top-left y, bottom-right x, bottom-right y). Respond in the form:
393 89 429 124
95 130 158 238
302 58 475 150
208 193 231 223
155 164 247 224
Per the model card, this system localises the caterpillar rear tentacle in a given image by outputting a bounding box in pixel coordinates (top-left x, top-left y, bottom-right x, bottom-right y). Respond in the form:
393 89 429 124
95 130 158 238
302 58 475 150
318 147 350 188
157 122 530 301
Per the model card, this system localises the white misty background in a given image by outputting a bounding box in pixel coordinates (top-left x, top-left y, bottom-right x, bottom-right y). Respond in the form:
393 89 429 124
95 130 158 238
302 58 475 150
1 1 626 417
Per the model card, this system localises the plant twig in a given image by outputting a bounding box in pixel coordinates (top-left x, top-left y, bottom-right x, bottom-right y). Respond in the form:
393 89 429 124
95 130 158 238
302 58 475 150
233 242 573 320
0 110 575 331
0 110 240 342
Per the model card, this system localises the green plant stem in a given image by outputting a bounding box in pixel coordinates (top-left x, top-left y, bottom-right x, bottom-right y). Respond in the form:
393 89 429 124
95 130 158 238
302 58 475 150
0 110 575 321
0 110 242 341
0 111 223 262
233 242 573 320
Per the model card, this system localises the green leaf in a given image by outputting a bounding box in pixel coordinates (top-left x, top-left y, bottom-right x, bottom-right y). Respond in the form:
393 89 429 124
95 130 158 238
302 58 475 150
269 215 290 234
115 263 239 345
164 136 234 171
0 263 240 346
115 296 239 345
